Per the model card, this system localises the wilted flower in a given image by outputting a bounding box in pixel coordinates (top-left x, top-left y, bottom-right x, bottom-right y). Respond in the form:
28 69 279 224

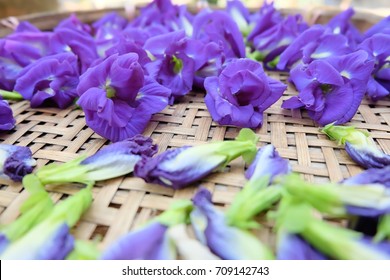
226 144 290 229
14 53 79 108
282 51 374 126
77 53 170 142
192 10 245 59
322 123 390 169
134 128 259 189
101 200 193 260
0 144 36 182
358 34 390 100
0 98 15 131
205 58 286 128
36 134 157 185
0 185 92 260
191 187 273 260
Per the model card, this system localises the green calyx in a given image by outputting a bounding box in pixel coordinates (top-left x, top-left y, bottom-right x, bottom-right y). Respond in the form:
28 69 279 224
172 55 184 74
155 200 194 227
321 123 373 147
0 90 24 101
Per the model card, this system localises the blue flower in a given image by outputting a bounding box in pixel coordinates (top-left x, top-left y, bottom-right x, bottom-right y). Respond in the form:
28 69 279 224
134 128 259 189
190 188 273 260
36 135 157 185
0 98 15 131
322 123 390 169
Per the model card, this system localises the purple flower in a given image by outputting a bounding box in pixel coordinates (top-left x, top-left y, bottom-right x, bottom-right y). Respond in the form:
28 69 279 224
101 199 192 260
102 222 173 260
205 58 286 128
190 188 273 260
36 135 157 185
144 31 195 103
134 128 258 189
227 0 252 35
7 29 52 57
247 2 283 42
245 144 291 183
343 166 390 188
364 16 390 38
0 98 15 131
322 123 390 169
92 12 128 57
192 10 245 59
358 34 390 100
0 144 36 182
326 7 362 47
77 53 169 142
250 14 308 69
50 27 99 73
277 233 327 260
55 13 92 34
14 53 79 109
0 234 10 255
130 0 193 35
0 39 42 91
282 51 374 126
277 25 352 71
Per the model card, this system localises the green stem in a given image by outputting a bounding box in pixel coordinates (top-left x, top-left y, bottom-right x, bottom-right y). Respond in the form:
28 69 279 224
0 90 24 101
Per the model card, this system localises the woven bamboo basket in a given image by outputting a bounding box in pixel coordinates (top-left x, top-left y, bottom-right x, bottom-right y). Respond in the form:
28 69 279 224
0 6 389 254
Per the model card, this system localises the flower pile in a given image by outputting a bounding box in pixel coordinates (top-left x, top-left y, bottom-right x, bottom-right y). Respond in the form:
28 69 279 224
0 0 390 260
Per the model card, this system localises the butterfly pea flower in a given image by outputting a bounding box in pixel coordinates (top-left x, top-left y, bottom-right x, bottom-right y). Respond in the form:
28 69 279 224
14 52 79 109
0 183 93 260
247 1 283 43
36 134 157 185
77 52 170 142
277 232 327 260
91 12 128 57
0 39 42 91
192 10 245 59
275 195 390 260
358 34 390 100
322 123 390 169
55 13 92 34
364 16 390 38
343 166 390 187
226 0 252 36
191 187 273 260
144 30 195 104
282 51 374 126
326 7 362 47
0 175 53 254
249 14 308 70
134 128 258 189
205 58 286 128
281 173 390 217
226 144 291 229
101 200 193 260
0 98 15 131
0 144 36 182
